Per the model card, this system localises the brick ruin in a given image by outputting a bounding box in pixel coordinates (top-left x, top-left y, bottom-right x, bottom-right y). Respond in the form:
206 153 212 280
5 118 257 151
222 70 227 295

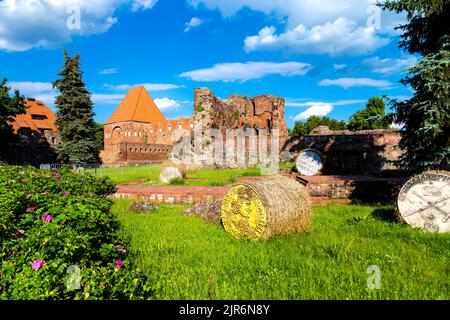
283 125 403 174
193 88 288 136
100 86 288 165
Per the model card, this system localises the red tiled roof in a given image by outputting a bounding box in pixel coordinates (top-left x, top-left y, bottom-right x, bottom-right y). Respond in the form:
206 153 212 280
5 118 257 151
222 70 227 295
104 86 167 125
11 99 57 133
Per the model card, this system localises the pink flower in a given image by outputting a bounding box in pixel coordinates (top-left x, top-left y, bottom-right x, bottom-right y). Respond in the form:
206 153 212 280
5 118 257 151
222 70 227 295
32 260 45 269
63 192 69 197
117 244 127 253
21 179 27 184
25 194 32 199
42 214 53 222
114 260 124 268
15 230 23 238
27 205 36 211
55 173 61 181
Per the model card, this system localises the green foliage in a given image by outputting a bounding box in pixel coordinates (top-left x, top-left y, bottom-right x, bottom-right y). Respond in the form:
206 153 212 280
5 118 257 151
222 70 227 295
53 50 98 163
348 97 391 131
388 38 450 171
115 200 450 299
0 78 27 145
195 102 204 113
380 0 450 56
169 177 185 185
0 166 151 299
94 123 104 153
381 0 450 171
290 116 347 136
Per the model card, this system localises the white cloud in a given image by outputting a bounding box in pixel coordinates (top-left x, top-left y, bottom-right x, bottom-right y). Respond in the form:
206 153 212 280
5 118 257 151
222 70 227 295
292 102 333 121
8 81 58 107
0 0 158 51
98 68 119 75
244 18 390 56
191 0 403 56
189 0 376 27
286 99 366 107
8 81 54 93
333 64 347 70
91 93 125 105
154 98 181 111
180 61 312 82
184 17 204 32
131 0 158 11
105 83 185 91
363 56 417 75
319 77 394 89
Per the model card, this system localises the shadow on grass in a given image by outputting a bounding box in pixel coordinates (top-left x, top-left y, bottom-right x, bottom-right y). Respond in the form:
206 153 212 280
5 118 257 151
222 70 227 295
371 207 399 222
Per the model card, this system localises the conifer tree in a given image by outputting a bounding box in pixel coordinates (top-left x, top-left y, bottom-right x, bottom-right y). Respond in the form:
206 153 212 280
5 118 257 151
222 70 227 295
53 50 98 163
381 0 450 172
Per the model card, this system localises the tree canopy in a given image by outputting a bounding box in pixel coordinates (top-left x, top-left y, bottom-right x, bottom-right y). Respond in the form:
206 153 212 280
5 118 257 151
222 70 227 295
381 0 450 172
290 116 347 136
0 78 27 144
347 97 391 131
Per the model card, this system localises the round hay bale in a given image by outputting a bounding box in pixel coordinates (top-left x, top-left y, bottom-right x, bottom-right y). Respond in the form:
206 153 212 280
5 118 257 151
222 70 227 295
159 160 186 183
397 171 450 233
295 149 323 176
221 175 311 240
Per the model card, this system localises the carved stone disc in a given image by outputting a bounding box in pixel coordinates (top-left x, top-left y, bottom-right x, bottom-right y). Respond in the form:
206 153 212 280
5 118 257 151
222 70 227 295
296 149 323 176
397 172 450 233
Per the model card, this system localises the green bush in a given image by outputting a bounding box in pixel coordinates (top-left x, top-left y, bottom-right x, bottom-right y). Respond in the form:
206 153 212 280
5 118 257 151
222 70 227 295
0 166 151 300
168 177 185 185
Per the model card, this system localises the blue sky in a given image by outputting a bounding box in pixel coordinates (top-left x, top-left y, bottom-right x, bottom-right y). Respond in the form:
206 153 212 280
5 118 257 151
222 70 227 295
0 0 415 128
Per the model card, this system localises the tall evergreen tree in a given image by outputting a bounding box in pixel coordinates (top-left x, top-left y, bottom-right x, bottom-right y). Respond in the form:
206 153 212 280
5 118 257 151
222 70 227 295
381 0 450 172
53 50 98 163
347 97 391 131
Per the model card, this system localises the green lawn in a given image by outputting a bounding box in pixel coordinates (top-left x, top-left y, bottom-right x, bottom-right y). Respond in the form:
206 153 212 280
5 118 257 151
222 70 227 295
88 164 161 184
114 199 450 300
89 164 262 186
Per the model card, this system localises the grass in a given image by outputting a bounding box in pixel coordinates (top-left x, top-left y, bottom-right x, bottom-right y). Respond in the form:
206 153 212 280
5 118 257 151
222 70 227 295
114 199 450 300
88 164 160 184
90 164 262 186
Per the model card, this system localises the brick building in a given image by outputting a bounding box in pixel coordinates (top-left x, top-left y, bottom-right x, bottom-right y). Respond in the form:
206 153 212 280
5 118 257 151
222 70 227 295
100 86 194 164
101 86 289 165
5 99 60 165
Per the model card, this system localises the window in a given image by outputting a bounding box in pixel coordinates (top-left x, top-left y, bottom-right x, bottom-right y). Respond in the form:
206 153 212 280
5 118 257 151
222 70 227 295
31 114 47 120
134 132 137 137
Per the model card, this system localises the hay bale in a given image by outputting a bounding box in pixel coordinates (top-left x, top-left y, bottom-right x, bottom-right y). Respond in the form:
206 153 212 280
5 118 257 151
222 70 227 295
159 160 186 183
221 175 311 240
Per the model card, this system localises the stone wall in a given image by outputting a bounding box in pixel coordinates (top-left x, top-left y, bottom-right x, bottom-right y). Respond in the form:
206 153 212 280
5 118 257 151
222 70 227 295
284 126 403 174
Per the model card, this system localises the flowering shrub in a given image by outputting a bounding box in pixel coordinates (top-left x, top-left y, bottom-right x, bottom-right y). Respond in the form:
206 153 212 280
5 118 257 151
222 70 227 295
0 166 151 299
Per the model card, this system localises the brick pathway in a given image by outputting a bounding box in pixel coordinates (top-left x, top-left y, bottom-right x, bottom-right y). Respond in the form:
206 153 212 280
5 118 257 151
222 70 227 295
115 185 229 204
113 175 406 205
